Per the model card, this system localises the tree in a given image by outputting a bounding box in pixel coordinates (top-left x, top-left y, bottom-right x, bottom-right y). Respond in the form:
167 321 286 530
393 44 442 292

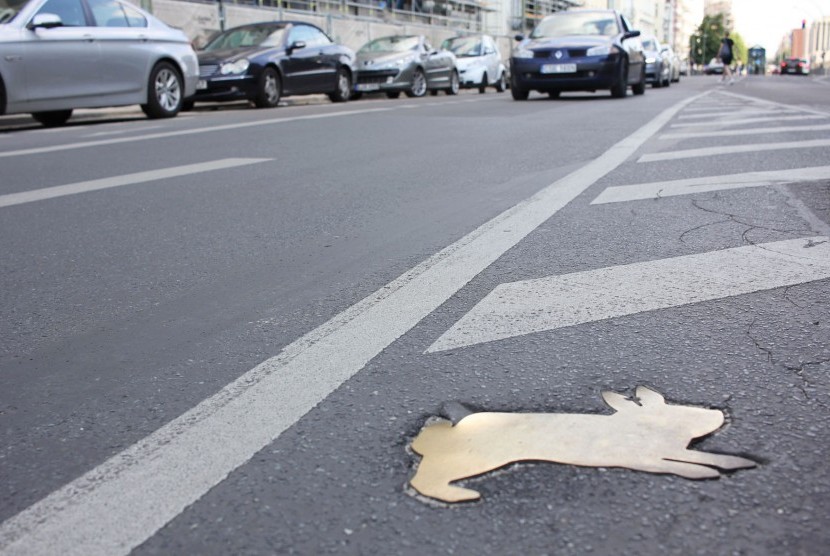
689 13 725 66
731 32 747 65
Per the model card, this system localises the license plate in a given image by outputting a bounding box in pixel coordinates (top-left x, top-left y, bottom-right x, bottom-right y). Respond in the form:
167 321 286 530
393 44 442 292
540 63 577 74
197 79 207 90
356 83 380 92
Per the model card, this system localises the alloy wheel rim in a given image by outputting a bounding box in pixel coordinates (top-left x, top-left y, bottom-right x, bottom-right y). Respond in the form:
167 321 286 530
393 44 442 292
412 71 426 96
338 72 350 98
265 73 279 103
155 69 180 111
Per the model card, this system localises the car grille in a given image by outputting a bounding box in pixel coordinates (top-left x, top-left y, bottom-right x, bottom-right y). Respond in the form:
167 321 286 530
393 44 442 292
356 69 399 84
199 64 219 78
533 49 588 59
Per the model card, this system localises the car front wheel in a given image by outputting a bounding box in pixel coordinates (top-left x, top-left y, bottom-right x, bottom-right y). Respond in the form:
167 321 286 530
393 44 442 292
511 86 529 100
632 66 646 95
328 68 351 103
406 68 427 98
141 61 183 119
254 67 281 108
610 59 628 98
495 72 507 92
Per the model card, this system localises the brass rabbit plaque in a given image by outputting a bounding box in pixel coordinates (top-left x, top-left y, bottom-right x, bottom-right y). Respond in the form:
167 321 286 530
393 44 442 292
409 386 755 503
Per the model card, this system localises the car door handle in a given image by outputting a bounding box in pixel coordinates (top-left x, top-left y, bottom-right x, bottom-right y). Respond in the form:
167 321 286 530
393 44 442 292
138 34 149 42
82 34 94 42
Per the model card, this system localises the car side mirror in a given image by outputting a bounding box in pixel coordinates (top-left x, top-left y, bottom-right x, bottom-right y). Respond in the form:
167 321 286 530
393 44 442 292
623 30 641 39
27 13 63 30
288 40 306 53
514 34 525 42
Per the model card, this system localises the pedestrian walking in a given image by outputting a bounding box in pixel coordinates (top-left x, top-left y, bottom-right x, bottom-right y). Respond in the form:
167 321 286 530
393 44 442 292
718 31 735 84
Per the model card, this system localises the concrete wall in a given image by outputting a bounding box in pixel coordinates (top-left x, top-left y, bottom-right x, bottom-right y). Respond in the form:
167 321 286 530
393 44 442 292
146 0 479 51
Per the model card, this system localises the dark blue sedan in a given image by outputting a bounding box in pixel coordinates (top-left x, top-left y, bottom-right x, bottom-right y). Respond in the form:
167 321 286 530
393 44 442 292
190 21 355 109
510 9 646 100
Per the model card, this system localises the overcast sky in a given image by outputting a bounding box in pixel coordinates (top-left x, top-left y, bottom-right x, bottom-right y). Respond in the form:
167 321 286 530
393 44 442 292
732 0 830 53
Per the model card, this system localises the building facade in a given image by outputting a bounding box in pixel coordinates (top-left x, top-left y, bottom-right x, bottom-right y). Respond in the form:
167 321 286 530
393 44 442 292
807 16 830 73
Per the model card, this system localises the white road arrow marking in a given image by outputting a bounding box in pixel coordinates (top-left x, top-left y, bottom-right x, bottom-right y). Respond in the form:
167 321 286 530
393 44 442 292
0 159 271 208
427 237 830 353
591 165 830 204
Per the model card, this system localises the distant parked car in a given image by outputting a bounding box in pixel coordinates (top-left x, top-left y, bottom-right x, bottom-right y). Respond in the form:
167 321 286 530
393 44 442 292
780 57 809 75
190 21 354 109
0 0 198 126
441 34 507 93
704 57 724 75
354 35 459 98
679 59 689 76
510 9 646 100
661 45 681 82
642 35 670 87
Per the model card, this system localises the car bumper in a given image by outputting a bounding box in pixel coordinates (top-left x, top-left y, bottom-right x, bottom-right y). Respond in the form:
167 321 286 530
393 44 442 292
190 74 258 102
458 66 486 87
645 62 661 83
510 57 619 92
354 69 413 93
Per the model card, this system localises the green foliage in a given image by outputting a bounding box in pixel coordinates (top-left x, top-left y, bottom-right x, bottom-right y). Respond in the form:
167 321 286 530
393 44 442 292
731 32 747 64
689 13 727 65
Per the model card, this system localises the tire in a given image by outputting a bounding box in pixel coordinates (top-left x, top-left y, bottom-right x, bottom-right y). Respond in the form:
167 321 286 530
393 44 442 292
31 110 73 127
141 61 183 119
254 66 281 108
385 91 400 99
511 86 529 100
610 59 628 98
405 68 427 98
446 70 460 95
495 72 506 92
478 73 487 94
631 67 646 95
548 90 560 99
327 67 351 103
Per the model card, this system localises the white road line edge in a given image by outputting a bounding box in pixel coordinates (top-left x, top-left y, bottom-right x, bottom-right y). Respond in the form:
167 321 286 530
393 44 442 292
0 92 711 556
659 123 830 140
591 165 830 204
670 114 825 129
0 159 271 208
427 237 830 352
638 138 830 163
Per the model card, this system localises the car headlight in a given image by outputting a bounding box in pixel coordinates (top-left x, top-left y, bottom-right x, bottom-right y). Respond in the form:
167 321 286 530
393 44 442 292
220 59 250 75
645 57 656 64
513 48 534 59
586 45 618 57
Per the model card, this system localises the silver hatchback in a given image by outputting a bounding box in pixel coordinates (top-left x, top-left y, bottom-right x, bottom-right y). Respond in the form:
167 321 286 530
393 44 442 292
0 0 198 126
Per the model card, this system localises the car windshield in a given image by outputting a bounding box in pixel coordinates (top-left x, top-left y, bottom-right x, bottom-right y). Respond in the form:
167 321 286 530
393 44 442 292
531 12 620 38
0 0 28 23
204 25 287 51
359 36 420 53
642 38 658 51
443 37 481 57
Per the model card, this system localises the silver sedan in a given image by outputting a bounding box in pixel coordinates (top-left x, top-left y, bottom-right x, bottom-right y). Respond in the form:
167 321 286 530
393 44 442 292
0 0 198 126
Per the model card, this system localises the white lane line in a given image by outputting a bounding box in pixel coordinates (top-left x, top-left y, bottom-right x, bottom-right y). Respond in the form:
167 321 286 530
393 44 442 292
638 138 830 163
0 106 394 158
677 108 798 120
0 159 271 209
660 123 830 140
0 91 710 556
427 237 830 352
84 126 163 138
717 90 830 118
670 114 825 128
591 165 830 204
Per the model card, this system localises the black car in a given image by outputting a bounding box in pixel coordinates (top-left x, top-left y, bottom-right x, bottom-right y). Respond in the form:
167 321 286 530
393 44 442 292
190 21 355 108
510 9 646 100
780 57 810 75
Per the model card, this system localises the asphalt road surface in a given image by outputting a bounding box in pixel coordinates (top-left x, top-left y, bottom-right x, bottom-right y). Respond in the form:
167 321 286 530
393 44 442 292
1 74 829 555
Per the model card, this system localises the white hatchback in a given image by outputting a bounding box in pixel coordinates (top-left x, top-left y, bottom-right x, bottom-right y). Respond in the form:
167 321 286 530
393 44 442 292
442 35 507 93
0 0 198 126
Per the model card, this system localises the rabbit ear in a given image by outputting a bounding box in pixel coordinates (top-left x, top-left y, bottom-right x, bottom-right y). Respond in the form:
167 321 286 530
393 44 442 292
635 386 665 406
602 390 636 412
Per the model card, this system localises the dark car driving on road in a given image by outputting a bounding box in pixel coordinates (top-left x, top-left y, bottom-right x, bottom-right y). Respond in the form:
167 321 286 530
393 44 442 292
190 21 355 109
510 9 646 100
